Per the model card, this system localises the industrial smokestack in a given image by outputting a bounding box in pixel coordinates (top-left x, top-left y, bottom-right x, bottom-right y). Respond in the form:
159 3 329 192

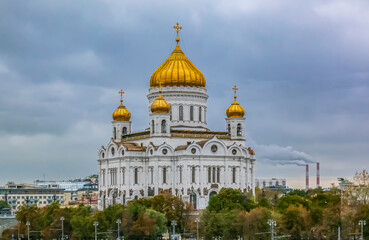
317 162 320 188
306 164 309 190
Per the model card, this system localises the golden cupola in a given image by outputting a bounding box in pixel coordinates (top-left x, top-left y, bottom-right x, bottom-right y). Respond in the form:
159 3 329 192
150 85 171 114
112 90 131 121
150 23 206 88
226 85 245 118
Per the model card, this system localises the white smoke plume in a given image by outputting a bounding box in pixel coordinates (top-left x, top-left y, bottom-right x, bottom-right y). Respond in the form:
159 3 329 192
252 143 315 166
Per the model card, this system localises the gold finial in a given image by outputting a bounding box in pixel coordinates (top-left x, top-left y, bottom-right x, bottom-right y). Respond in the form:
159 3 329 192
118 89 124 103
173 22 182 45
232 85 238 99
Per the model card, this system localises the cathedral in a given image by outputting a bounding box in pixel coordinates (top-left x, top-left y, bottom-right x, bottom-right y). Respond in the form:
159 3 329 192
97 23 256 210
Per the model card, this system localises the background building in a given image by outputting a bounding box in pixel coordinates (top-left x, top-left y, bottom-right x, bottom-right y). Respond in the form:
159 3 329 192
0 183 68 213
255 178 287 190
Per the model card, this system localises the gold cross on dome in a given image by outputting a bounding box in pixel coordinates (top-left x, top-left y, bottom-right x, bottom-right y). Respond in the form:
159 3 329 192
118 89 124 103
173 22 182 44
232 85 238 99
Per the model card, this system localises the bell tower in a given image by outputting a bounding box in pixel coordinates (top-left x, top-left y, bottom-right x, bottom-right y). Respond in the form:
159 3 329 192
150 84 171 137
226 86 246 140
112 90 131 141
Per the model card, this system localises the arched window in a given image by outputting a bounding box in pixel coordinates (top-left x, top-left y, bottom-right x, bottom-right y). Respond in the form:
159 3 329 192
191 166 196 183
113 127 116 139
152 120 155 133
161 120 166 133
179 106 183 121
217 167 220 183
232 167 236 183
237 123 242 136
209 191 217 199
163 167 167 184
228 124 231 135
122 127 127 135
169 106 172 121
190 192 197 209
208 167 211 183
190 106 194 121
199 107 202 122
179 167 183 184
212 167 216 183
134 168 138 185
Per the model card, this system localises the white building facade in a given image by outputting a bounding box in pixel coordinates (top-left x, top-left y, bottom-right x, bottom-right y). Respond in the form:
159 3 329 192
97 26 256 210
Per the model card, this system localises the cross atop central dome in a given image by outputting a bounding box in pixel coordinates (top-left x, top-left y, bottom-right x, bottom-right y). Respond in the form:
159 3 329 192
150 23 206 88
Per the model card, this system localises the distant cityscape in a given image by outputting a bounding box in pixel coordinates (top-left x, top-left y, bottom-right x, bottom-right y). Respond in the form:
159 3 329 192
0 175 98 216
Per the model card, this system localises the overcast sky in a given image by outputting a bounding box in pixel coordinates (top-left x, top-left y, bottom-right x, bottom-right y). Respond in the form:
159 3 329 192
0 0 368 189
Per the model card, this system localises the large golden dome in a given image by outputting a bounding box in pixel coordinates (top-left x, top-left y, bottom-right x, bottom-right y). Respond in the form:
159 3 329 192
150 93 171 114
226 86 245 118
112 90 131 121
150 23 206 88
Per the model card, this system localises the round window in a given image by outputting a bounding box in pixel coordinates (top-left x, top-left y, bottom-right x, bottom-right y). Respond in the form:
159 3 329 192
111 148 115 156
191 148 196 154
211 145 218 153
232 149 237 155
162 149 168 155
150 149 153 155
121 150 125 156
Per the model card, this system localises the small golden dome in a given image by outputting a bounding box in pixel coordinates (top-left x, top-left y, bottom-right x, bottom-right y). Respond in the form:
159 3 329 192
150 23 206 88
112 90 131 121
151 93 171 114
226 85 245 118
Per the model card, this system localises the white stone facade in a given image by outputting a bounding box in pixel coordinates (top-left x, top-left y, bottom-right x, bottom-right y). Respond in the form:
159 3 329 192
97 84 256 210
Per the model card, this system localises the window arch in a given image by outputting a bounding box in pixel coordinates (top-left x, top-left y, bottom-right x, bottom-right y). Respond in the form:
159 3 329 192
190 106 194 121
134 168 138 185
152 120 155 133
161 120 166 133
199 107 202 122
228 124 231 135
122 127 127 135
179 106 183 121
237 123 242 136
113 127 117 139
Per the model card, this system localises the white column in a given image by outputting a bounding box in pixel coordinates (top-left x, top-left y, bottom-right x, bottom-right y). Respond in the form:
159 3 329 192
251 161 255 195
245 160 249 191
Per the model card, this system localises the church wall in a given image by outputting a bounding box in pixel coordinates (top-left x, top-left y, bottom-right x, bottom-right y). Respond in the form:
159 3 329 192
97 138 255 210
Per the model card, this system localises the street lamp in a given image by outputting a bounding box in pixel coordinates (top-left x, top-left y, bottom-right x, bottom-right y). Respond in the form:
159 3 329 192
116 219 121 240
60 216 65 240
26 221 30 240
267 219 277 240
171 220 177 240
359 220 366 240
93 221 99 240
195 218 200 240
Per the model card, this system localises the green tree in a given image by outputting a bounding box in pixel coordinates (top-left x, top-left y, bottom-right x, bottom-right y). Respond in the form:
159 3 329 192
280 205 311 240
0 200 10 212
69 204 93 240
236 207 272 240
276 194 310 212
207 188 256 213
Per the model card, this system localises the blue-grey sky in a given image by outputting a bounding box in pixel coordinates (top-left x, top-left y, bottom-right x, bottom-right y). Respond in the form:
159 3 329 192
0 0 368 188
